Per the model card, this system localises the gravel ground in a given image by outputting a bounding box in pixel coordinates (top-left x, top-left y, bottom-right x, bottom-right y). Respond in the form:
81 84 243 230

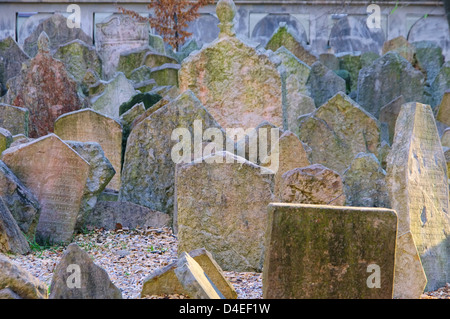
8 227 448 299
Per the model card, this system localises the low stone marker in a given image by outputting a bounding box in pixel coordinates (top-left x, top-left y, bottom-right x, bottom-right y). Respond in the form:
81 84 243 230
263 203 397 299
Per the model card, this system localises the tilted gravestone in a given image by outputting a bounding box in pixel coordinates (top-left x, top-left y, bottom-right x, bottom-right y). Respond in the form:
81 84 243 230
0 197 30 255
3 32 82 138
179 0 283 130
263 203 397 299
436 90 450 127
379 95 406 146
2 134 90 244
0 37 29 91
176 151 274 272
298 92 380 175
0 103 29 136
386 102 450 291
54 108 122 191
430 61 450 110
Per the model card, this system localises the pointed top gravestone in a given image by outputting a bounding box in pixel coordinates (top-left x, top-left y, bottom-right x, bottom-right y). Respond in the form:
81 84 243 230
306 61 346 107
1 134 90 244
386 102 450 291
179 0 283 129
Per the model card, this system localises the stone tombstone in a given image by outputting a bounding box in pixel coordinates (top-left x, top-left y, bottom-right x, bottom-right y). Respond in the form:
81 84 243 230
0 37 29 90
357 51 425 118
263 203 398 299
393 231 427 299
0 160 40 238
0 103 29 136
120 90 223 220
150 63 180 87
0 197 30 255
379 95 406 145
0 254 48 299
0 128 12 154
298 92 380 175
3 32 82 138
279 164 346 206
89 72 137 119
53 39 102 83
179 0 283 130
342 153 390 208
430 61 450 110
306 61 347 107
412 41 444 84
265 24 317 66
54 108 122 191
442 128 450 148
95 14 149 79
382 36 419 69
319 53 339 71
436 90 450 127
336 51 362 93
176 151 274 272
386 102 450 291
117 46 152 78
1 134 90 244
23 14 93 58
49 243 122 299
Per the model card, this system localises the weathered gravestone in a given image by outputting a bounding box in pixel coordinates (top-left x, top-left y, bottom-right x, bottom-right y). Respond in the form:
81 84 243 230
382 36 419 69
436 90 450 127
179 0 283 129
95 14 149 79
0 160 40 238
343 152 390 208
430 61 450 110
306 62 346 107
0 197 30 255
1 134 90 244
297 92 380 175
279 164 345 206
120 90 223 221
357 51 425 118
117 46 152 78
0 254 48 299
412 41 444 84
386 102 450 291
336 51 362 94
176 151 274 272
442 128 450 148
0 37 29 92
263 203 397 299
265 24 317 66
49 243 122 299
54 108 122 191
23 13 93 58
0 103 29 136
379 95 406 145
3 32 82 138
89 72 137 119
0 128 12 154
53 39 102 83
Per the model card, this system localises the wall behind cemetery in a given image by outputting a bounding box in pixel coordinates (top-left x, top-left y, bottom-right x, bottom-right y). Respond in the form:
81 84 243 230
0 0 448 59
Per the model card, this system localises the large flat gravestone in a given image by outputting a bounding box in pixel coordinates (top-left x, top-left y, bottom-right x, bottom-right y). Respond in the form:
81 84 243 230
179 0 283 130
54 109 122 191
176 151 274 272
263 203 397 299
95 14 149 79
0 103 29 136
298 92 380 175
1 134 90 244
386 102 450 291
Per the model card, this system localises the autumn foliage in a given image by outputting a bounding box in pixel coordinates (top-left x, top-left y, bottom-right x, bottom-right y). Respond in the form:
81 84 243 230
118 0 214 51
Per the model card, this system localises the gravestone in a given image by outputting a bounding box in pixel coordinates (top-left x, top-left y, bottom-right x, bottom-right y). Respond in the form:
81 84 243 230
357 52 425 118
319 53 339 71
412 41 444 84
120 90 223 220
386 102 450 291
382 36 419 69
89 72 137 119
0 254 48 299
263 203 397 299
143 51 178 69
0 160 40 237
336 51 362 93
150 63 180 87
53 39 102 83
379 95 406 145
95 14 149 79
279 164 345 206
306 62 346 107
49 243 122 299
0 197 30 255
3 32 82 138
179 0 283 129
0 128 12 154
0 37 29 90
436 90 450 127
54 108 122 191
23 14 93 58
265 24 317 66
298 92 380 175
1 134 90 244
117 47 151 78
176 151 274 272
431 61 450 111
442 128 450 148
0 103 29 136
343 153 390 208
